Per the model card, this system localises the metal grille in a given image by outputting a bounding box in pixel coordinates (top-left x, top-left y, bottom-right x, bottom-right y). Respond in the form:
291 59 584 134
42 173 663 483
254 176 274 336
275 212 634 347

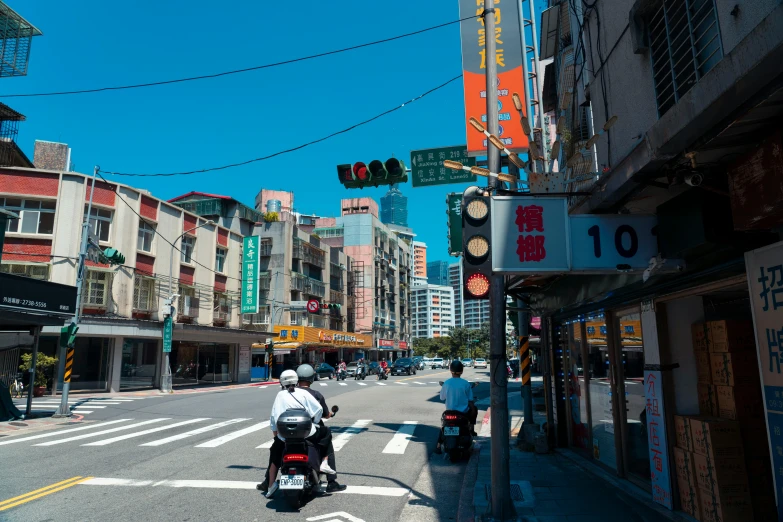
0 2 41 78
0 263 48 280
649 0 722 116
0 346 20 387
133 275 156 311
83 270 112 307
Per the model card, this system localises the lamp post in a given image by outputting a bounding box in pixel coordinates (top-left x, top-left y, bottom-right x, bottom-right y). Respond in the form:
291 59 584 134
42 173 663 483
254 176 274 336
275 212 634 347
161 220 215 393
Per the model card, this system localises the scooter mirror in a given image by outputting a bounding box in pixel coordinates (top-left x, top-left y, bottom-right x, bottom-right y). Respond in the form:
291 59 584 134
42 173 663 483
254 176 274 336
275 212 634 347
438 381 444 386
331 405 339 413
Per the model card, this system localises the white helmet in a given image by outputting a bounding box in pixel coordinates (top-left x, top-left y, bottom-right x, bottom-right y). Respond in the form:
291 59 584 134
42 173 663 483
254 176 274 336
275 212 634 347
280 369 298 387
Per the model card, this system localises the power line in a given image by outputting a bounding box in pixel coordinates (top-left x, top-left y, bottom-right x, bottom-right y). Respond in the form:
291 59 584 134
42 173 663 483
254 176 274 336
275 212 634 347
0 16 476 99
99 74 463 177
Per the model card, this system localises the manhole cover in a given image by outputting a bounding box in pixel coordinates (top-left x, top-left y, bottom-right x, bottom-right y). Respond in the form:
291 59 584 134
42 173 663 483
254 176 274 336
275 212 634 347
9 422 28 427
510 483 524 501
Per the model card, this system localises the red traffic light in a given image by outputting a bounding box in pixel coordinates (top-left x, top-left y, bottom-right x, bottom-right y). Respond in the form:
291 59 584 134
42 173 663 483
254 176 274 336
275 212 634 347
353 162 369 181
465 272 490 298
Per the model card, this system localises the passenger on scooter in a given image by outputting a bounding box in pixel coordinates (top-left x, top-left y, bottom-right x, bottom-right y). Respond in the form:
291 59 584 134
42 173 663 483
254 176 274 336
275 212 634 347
380 359 388 376
296 364 347 493
257 369 333 497
338 360 347 373
434 360 478 455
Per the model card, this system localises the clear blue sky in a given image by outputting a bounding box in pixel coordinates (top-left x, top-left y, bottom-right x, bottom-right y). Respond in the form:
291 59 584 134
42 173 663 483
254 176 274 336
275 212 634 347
9 0 547 263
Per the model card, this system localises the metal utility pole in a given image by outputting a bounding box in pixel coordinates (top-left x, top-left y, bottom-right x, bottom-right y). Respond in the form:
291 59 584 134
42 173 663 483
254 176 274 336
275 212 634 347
518 0 549 174
483 1 514 519
25 326 40 417
55 166 98 417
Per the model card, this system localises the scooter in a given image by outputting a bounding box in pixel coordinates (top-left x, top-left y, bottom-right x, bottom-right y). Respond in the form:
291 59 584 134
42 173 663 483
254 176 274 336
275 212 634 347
274 405 339 510
336 369 347 381
377 367 388 380
354 365 366 380
438 381 479 461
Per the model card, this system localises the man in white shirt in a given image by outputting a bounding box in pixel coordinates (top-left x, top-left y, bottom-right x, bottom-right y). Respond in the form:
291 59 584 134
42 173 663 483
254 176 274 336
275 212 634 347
435 360 477 454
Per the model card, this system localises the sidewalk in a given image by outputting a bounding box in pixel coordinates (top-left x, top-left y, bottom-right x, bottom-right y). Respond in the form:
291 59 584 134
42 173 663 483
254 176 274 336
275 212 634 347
466 387 682 522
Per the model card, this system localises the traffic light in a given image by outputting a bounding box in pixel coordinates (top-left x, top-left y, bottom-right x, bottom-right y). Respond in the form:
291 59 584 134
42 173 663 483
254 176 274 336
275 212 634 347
462 187 492 300
337 158 408 189
102 248 125 265
61 322 79 348
321 302 342 311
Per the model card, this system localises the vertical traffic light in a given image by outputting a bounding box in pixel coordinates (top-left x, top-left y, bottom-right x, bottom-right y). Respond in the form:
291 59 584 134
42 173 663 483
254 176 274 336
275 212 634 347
462 187 492 300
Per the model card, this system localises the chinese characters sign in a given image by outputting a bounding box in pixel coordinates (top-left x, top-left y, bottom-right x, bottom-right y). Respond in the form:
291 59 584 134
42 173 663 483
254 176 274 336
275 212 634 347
448 193 463 256
458 0 528 157
746 241 783 521
411 146 476 187
241 236 260 314
491 196 569 272
0 272 77 317
644 370 673 509
163 315 172 353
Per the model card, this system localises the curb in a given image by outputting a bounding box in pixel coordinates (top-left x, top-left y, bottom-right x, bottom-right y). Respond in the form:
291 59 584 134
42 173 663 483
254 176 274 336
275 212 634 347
457 408 492 522
248 381 280 387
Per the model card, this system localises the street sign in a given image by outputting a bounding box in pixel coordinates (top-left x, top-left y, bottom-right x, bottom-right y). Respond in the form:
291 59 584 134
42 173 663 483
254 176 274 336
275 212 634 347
447 193 462 256
569 215 658 271
163 315 172 353
241 236 260 314
411 146 476 187
306 299 320 313
290 300 308 310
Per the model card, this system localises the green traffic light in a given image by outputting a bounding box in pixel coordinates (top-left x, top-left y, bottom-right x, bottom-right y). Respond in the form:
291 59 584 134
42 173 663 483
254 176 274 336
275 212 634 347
102 247 125 265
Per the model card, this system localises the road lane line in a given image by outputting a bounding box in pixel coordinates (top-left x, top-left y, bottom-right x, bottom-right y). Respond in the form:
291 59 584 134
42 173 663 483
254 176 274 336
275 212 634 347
382 421 418 454
376 383 387 386
394 382 408 385
36 419 169 446
256 439 275 449
195 421 269 448
307 512 365 522
82 418 208 446
141 418 250 446
335 485 409 497
0 476 92 511
412 381 425 385
339 383 347 386
73 410 93 414
332 420 371 452
0 419 132 446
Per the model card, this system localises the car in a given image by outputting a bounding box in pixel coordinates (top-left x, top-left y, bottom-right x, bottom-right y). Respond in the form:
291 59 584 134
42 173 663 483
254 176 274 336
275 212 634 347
313 362 335 380
412 357 425 370
431 358 444 369
345 361 359 377
422 357 433 368
474 358 488 369
392 357 416 376
462 358 474 367
368 361 381 375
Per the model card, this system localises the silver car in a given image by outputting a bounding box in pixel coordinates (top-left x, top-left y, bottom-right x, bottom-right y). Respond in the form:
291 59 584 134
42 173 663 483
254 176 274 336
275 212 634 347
431 358 444 369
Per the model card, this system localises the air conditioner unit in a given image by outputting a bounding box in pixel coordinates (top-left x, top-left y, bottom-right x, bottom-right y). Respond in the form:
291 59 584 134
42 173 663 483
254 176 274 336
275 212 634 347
183 296 200 317
214 305 229 321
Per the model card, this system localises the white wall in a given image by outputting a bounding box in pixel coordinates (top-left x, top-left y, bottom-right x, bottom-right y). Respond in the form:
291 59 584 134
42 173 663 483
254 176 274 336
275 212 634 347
665 296 705 415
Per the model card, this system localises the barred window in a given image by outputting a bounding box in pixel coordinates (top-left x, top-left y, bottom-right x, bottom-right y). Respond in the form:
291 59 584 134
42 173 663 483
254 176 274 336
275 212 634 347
0 263 49 280
83 270 111 306
133 276 156 311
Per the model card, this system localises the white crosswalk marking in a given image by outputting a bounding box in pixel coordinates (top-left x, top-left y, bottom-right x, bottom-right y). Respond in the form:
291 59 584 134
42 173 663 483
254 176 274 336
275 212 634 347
195 421 270 448
74 405 105 409
412 381 425 385
339 383 347 386
395 382 408 385
256 439 275 449
36 419 168 446
141 418 250 447
318 383 327 387
357 383 367 386
382 422 418 454
332 420 371 452
376 383 387 386
75 411 94 414
83 418 208 446
0 419 132 446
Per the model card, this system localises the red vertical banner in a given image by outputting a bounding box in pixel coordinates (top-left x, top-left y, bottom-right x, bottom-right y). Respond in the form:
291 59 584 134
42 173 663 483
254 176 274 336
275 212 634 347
458 0 529 157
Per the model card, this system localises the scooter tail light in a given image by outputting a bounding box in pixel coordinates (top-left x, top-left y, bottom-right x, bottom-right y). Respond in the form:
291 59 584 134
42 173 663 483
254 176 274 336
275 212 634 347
283 454 308 462
444 414 459 420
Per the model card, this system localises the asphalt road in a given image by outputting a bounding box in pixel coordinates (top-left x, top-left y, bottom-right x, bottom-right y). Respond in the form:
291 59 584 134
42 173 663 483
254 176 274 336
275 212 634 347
1 368 511 522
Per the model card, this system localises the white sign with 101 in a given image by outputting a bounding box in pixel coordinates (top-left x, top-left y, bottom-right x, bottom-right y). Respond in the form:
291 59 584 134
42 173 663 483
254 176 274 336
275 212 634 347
569 215 657 271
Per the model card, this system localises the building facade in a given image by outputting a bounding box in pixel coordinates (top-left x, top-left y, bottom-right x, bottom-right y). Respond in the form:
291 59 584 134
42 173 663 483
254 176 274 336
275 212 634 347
426 260 450 286
412 240 427 279
380 186 407 227
411 283 454 339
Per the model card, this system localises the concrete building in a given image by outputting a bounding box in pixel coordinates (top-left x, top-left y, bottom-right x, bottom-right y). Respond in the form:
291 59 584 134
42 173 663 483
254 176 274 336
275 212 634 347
411 283 454 339
380 185 408 227
314 197 413 358
412 240 427 279
449 260 489 329
426 260 450 286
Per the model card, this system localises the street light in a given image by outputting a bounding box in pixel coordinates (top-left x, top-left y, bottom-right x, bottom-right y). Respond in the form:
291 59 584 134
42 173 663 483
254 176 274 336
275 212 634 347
161 219 216 393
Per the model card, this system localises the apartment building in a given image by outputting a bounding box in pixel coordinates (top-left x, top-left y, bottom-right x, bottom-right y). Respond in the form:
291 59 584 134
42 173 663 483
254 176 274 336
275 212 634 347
411 283 454 339
412 240 427 279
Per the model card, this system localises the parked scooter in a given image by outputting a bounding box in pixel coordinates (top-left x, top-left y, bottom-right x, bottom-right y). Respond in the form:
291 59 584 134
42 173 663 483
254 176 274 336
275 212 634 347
438 381 479 461
274 405 339 509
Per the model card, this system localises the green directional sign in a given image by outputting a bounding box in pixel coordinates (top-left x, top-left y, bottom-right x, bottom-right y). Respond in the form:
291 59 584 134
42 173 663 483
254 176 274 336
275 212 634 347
241 236 260 314
163 315 172 353
410 145 477 188
447 193 463 256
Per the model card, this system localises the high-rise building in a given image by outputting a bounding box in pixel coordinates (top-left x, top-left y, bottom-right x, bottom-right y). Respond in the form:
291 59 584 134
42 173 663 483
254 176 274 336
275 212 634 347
380 185 408 227
427 260 450 286
449 260 490 329
411 284 454 339
412 241 427 279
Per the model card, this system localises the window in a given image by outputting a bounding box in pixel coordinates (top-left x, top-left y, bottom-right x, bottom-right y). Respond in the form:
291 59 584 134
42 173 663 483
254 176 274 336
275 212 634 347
215 248 227 273
137 222 155 253
181 236 195 263
83 270 111 307
0 198 56 235
213 293 230 321
649 0 722 116
133 276 156 311
0 263 49 280
85 206 113 242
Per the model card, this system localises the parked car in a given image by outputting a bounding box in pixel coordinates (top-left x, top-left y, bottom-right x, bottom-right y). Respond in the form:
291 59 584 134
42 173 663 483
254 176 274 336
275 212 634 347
412 357 425 370
345 361 359 377
368 361 381 375
313 363 335 380
474 358 487 369
392 357 417 376
431 358 445 369
462 358 474 367
422 357 433 368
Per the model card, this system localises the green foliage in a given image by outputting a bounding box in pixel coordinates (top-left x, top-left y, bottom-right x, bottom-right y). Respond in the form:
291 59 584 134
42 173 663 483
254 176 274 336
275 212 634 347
263 211 279 223
19 353 58 388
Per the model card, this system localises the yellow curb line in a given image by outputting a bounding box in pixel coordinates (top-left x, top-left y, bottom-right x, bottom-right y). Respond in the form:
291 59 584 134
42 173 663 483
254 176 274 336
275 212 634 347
0 476 93 511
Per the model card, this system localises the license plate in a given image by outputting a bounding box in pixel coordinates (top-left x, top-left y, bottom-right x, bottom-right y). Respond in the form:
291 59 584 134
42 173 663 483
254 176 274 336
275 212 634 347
444 426 460 436
279 475 305 490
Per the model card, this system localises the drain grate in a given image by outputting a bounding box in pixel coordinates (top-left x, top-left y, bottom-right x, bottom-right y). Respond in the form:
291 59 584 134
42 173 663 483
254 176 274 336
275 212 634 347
510 483 524 501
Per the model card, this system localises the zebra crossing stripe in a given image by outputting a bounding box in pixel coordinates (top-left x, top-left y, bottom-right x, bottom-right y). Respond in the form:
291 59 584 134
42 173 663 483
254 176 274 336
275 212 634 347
0 420 133 446
36 419 169 446
332 420 371 452
82 419 209 446
74 411 93 414
382 422 418 454
256 439 275 449
195 421 270 448
357 383 367 386
74 406 105 409
141 418 251 447
339 383 347 386
318 383 328 387
376 383 387 386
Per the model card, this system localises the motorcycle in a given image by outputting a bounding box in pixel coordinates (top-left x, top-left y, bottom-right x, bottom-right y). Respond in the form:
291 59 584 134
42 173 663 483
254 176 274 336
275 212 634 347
377 367 388 380
438 381 479 461
354 365 366 380
336 369 347 381
274 405 339 510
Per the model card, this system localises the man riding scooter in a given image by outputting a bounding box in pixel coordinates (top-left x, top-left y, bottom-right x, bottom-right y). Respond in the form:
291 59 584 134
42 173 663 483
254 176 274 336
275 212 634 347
434 360 478 455
380 359 389 377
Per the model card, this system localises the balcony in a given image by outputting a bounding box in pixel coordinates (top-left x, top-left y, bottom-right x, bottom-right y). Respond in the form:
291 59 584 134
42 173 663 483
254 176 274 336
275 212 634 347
330 289 345 304
304 276 326 299
291 272 306 292
303 245 326 269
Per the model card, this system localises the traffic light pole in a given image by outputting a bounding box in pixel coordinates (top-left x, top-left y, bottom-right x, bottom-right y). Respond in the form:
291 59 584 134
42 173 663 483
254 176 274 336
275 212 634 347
55 166 98 417
483 2 514 519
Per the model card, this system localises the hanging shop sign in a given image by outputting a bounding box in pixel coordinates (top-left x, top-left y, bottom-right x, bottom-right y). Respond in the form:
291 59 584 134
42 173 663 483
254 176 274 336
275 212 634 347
644 370 673 509
0 272 77 317
241 236 260 314
457 0 529 157
746 240 783 521
491 197 658 274
378 339 395 348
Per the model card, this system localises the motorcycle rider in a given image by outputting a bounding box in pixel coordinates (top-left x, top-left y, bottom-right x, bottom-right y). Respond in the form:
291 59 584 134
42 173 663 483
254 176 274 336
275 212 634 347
257 369 334 497
338 360 347 373
434 360 478 455
356 359 366 379
379 359 389 377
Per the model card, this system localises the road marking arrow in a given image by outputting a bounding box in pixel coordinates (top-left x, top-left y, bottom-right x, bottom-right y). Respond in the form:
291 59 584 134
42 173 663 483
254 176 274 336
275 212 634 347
306 512 365 522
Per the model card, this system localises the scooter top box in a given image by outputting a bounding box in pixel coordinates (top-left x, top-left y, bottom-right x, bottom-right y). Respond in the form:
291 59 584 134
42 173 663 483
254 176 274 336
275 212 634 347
276 409 313 439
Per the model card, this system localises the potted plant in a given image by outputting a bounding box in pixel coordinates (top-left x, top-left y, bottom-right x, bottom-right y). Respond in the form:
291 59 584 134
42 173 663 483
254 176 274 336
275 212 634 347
19 353 58 397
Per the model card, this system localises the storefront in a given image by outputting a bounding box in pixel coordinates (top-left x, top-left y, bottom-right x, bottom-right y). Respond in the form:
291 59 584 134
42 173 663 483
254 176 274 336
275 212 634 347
269 326 371 371
169 341 235 385
120 339 158 390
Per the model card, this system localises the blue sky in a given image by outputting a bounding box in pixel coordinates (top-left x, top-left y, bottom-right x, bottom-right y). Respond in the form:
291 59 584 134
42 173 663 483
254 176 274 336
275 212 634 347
8 0 547 264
